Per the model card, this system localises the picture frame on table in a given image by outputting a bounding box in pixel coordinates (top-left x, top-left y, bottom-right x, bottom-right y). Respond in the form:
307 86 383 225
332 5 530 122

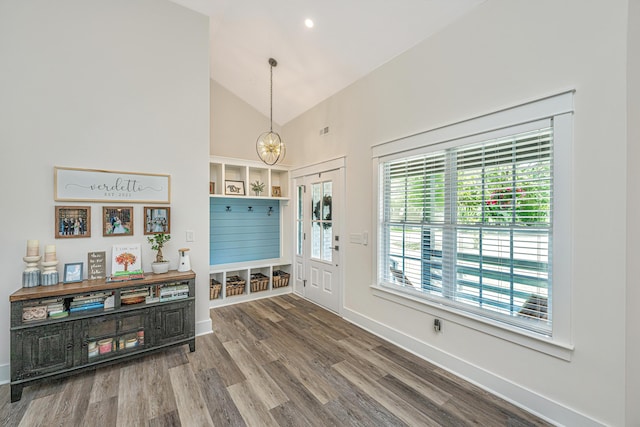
225 180 245 196
63 262 83 284
103 206 133 237
55 206 91 238
271 186 282 197
144 206 170 235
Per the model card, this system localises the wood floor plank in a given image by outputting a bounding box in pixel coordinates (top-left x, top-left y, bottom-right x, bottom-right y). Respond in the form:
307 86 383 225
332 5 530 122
82 395 118 427
142 351 178 420
197 367 247 427
169 363 214 426
223 339 289 409
249 299 286 323
148 409 182 427
227 380 280 427
208 331 247 387
265 359 344 426
17 393 60 427
89 364 121 404
116 358 149 426
339 337 452 406
333 360 441 426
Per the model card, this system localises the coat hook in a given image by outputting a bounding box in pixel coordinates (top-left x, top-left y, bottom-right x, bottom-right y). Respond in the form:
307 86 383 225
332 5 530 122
268 207 273 216
226 206 231 212
248 206 253 212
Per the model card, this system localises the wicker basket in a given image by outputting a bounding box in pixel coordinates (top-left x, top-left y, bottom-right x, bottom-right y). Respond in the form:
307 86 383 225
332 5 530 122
250 273 269 292
226 275 246 296
210 278 222 300
272 270 290 288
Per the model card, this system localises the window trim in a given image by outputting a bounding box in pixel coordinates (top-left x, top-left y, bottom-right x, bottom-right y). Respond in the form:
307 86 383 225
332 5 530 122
371 91 574 359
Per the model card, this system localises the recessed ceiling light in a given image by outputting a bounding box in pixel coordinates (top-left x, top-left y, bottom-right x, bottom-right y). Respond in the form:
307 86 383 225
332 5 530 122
304 18 314 28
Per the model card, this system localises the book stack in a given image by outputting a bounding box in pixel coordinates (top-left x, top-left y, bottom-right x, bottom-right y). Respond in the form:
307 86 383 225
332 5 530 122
44 298 68 319
70 293 109 313
159 284 189 302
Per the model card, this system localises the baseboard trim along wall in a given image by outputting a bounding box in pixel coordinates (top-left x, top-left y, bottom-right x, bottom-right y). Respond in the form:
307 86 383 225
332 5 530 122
0 364 9 385
341 307 604 427
196 318 213 337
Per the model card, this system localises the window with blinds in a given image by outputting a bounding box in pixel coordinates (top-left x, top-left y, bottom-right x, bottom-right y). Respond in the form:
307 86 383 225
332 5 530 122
380 126 553 335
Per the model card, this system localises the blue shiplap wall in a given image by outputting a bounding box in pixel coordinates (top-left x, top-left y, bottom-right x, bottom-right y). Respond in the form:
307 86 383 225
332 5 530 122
210 197 280 265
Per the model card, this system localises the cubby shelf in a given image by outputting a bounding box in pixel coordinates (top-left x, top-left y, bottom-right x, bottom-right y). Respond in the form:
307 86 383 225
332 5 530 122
209 157 293 308
209 156 290 199
209 258 292 307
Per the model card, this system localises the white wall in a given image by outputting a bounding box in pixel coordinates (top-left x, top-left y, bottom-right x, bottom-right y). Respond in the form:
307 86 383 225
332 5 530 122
283 0 629 425
626 1 639 425
0 0 211 381
211 79 282 161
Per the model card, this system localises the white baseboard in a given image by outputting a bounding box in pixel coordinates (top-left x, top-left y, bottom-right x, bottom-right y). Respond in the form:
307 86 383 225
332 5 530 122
342 307 604 427
0 363 9 385
196 318 213 336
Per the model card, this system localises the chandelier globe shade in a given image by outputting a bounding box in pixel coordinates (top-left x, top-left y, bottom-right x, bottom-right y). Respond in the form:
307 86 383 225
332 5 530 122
256 57 285 166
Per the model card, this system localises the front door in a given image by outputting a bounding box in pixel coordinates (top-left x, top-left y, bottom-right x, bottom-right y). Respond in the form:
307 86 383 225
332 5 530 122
294 168 342 313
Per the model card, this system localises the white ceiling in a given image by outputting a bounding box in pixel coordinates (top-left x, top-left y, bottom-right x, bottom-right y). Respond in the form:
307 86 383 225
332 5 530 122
171 0 485 126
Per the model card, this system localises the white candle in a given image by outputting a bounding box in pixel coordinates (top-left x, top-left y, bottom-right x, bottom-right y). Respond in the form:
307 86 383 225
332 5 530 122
26 240 39 257
44 244 56 262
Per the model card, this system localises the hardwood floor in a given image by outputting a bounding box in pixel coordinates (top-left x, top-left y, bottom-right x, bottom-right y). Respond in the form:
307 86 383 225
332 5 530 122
1 294 552 426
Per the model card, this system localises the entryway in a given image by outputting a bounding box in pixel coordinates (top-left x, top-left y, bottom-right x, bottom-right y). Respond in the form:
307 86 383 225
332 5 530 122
292 158 345 314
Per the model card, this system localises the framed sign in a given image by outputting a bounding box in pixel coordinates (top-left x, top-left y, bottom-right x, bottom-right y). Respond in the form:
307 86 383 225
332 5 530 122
225 180 245 196
54 167 170 203
87 251 106 280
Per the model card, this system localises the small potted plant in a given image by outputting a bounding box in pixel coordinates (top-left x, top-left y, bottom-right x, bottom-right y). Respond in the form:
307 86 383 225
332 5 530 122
250 180 265 196
147 233 171 274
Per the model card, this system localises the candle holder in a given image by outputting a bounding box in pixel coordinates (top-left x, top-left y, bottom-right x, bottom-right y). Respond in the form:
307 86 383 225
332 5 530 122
22 255 41 288
41 260 59 286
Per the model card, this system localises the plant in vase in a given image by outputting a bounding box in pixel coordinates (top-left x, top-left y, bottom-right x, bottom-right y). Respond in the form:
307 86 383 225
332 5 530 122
250 180 265 196
147 233 171 274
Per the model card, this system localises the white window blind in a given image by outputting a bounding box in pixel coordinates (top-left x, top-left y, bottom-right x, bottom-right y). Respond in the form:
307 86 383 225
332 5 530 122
380 126 553 335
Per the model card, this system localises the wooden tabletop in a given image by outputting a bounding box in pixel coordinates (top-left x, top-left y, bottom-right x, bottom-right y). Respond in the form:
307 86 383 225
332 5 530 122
10 270 195 302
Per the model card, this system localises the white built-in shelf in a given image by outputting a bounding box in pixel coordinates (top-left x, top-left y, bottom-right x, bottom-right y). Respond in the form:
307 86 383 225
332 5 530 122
209 156 290 200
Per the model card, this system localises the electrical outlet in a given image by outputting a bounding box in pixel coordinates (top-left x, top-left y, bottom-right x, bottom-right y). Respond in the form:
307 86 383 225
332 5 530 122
186 230 194 242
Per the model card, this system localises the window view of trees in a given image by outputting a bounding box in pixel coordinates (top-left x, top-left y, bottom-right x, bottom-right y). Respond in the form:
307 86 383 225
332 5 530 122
383 128 553 333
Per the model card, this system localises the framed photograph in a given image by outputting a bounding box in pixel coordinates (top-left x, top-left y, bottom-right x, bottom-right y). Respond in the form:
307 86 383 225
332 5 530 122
54 167 170 203
225 180 245 196
103 206 133 236
144 207 170 235
272 186 282 197
55 206 91 238
63 262 84 283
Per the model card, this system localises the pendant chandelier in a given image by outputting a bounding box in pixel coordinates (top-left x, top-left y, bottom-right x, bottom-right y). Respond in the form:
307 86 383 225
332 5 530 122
256 58 286 165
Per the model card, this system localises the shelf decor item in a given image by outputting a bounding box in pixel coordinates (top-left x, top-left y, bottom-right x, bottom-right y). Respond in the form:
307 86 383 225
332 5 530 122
110 243 143 280
225 180 245 195
256 58 286 166
41 244 59 286
55 206 91 238
250 180 265 196
63 262 84 284
271 186 282 197
23 240 41 288
147 233 171 274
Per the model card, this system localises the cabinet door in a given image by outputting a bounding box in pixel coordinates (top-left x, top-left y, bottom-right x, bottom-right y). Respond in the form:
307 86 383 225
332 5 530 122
12 323 74 380
153 301 194 346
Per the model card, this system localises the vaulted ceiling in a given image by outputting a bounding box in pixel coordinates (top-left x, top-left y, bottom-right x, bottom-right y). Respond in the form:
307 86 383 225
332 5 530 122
171 0 485 125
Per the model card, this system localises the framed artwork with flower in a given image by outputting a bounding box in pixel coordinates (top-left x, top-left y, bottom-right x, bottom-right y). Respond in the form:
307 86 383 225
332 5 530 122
144 207 170 235
103 206 133 237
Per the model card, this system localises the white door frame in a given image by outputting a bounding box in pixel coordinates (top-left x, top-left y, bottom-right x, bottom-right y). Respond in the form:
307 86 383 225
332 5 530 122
291 157 346 315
